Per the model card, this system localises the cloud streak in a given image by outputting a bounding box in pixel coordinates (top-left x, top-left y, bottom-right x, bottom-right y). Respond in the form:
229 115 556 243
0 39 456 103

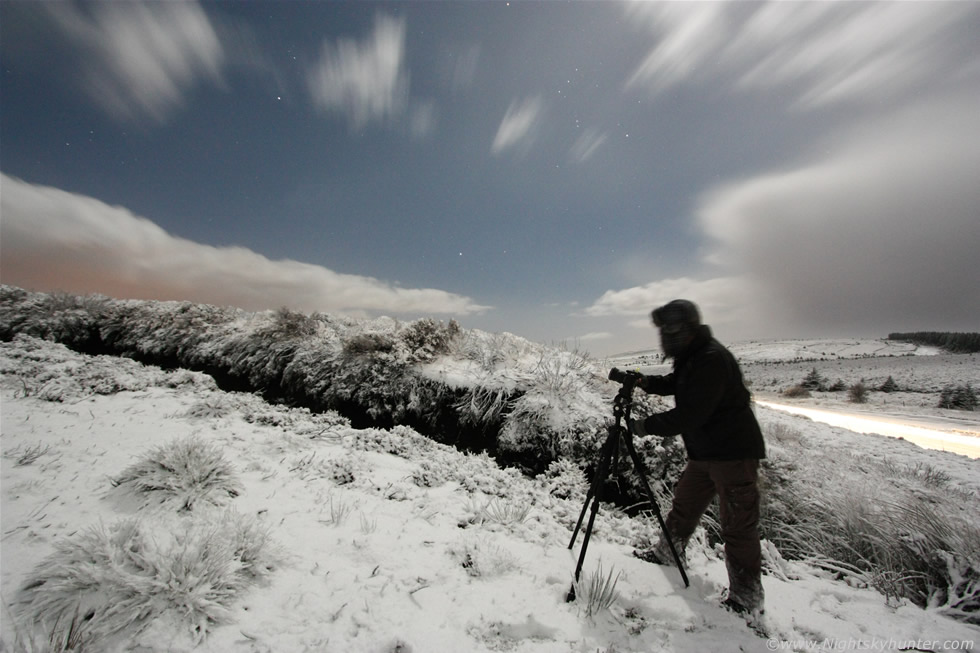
492 96 544 155
0 175 490 317
46 1 223 122
626 2 977 108
307 14 409 129
569 128 607 164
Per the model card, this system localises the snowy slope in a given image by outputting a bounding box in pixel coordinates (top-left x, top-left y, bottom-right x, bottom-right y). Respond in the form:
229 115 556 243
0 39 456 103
2 337 977 652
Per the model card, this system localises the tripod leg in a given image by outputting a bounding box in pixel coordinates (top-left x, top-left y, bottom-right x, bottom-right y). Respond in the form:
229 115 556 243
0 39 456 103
567 427 617 550
567 478 597 550
566 427 620 601
622 433 690 588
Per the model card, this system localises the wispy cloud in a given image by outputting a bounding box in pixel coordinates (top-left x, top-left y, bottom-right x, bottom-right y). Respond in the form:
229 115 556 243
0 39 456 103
625 2 977 108
585 276 756 334
307 14 409 129
492 96 544 155
46 1 223 122
569 128 607 164
577 332 612 343
0 175 490 317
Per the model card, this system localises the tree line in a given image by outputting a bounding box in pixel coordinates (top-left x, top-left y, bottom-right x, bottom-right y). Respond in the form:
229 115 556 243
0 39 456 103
887 331 980 353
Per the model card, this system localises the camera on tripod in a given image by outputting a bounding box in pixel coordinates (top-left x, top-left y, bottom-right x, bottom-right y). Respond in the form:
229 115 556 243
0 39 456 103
566 366 689 601
608 367 643 390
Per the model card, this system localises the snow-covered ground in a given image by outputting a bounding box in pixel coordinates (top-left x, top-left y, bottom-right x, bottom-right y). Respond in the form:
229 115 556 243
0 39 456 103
2 336 978 651
756 400 980 459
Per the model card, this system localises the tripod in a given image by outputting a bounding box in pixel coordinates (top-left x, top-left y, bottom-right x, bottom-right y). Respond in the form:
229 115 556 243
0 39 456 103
566 375 689 601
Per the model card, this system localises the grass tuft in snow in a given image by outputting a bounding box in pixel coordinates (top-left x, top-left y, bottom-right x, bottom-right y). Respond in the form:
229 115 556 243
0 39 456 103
573 561 622 619
761 420 980 623
480 497 533 525
111 436 243 511
4 443 53 467
14 510 280 648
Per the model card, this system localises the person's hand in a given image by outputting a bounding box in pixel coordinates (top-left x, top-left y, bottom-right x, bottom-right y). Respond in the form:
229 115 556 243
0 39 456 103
609 367 643 385
627 417 648 437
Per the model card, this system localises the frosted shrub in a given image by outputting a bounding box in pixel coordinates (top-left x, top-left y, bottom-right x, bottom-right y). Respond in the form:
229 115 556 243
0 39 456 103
542 459 587 500
184 394 238 419
112 436 242 511
451 539 520 577
412 461 447 488
800 368 826 391
343 332 395 356
781 384 811 399
939 384 978 410
268 307 317 340
398 317 460 362
879 376 900 393
15 510 279 647
455 386 514 431
848 382 868 403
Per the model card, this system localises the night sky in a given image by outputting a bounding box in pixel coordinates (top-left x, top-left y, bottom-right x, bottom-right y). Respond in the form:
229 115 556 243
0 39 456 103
2 1 978 356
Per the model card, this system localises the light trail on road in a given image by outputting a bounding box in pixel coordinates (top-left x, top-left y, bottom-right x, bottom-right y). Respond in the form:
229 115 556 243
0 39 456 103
755 401 980 459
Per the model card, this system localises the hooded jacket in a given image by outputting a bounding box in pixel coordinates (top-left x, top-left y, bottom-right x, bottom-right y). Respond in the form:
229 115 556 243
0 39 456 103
639 325 766 461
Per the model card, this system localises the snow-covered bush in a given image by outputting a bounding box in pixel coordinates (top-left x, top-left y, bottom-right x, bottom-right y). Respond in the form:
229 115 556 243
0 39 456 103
848 382 868 403
800 367 826 390
398 317 460 362
781 384 811 398
939 383 978 410
542 459 588 500
450 539 521 578
879 376 900 392
15 510 279 647
111 436 243 511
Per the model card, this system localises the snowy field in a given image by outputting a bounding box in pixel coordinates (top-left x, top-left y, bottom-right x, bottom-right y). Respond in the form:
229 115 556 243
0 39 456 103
2 334 978 652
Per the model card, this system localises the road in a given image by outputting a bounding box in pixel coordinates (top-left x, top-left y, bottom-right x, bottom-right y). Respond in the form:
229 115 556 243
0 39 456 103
755 400 980 459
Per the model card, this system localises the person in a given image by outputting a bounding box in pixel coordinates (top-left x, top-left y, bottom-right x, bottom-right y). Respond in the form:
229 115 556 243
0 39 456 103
614 299 766 617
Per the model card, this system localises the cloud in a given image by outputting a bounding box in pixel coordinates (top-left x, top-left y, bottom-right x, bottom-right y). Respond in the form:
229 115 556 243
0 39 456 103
569 128 607 164
697 98 980 335
577 332 612 343
45 1 223 122
626 2 978 108
0 175 490 317
307 14 408 128
492 96 544 155
585 276 759 335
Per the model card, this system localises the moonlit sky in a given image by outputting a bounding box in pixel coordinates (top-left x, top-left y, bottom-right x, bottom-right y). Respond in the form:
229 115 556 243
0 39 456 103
2 1 978 356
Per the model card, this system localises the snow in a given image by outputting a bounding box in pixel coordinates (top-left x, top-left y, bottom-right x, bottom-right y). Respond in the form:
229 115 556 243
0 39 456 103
2 336 979 651
756 401 980 459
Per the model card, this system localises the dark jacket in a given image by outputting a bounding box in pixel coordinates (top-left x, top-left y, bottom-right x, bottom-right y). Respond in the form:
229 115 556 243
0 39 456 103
639 325 766 461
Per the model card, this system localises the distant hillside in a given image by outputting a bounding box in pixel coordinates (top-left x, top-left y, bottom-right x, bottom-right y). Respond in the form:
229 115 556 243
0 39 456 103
611 338 941 366
888 332 980 353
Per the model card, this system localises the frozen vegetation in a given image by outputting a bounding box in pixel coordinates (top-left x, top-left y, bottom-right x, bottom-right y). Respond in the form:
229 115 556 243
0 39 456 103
1 286 978 651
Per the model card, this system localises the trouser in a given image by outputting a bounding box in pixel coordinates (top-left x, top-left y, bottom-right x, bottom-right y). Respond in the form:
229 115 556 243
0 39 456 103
665 458 764 609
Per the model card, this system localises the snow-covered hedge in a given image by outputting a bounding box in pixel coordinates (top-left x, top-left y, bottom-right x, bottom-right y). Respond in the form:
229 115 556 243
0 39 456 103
0 285 679 486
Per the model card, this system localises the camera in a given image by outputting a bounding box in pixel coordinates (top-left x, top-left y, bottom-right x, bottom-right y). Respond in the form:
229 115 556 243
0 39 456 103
608 367 643 385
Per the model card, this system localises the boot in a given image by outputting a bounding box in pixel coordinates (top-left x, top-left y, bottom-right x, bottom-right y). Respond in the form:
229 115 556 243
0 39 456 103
724 557 764 615
633 532 688 567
